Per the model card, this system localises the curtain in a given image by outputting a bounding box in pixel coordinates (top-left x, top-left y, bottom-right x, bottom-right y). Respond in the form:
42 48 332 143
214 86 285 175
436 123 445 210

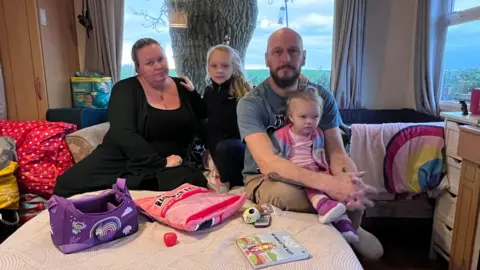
84 0 125 83
330 0 366 109
414 0 454 115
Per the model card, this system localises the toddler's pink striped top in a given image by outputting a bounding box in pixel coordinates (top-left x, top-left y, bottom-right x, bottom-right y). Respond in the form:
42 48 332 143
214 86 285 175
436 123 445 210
288 128 321 172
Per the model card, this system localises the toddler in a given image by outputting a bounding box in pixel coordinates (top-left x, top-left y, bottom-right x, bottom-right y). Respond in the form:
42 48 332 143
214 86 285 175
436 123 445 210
273 86 358 243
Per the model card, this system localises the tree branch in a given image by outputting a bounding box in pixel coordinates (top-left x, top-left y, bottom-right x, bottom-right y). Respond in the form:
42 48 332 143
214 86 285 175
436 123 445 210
131 4 169 32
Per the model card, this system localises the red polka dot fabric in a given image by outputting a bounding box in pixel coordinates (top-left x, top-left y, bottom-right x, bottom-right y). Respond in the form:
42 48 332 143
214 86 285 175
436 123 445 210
0 120 77 199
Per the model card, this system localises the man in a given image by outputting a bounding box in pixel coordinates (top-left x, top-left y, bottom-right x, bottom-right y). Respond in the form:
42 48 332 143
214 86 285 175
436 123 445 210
236 28 383 260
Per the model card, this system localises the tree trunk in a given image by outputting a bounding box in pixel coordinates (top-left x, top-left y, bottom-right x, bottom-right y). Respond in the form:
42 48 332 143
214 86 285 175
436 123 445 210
165 0 258 94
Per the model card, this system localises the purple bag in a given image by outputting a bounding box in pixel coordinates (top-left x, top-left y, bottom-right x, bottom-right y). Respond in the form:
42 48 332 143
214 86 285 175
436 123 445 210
47 178 139 254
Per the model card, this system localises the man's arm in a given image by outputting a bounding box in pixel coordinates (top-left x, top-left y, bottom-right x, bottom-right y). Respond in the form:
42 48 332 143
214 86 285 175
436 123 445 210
325 126 377 209
324 127 358 175
244 133 335 191
237 97 335 192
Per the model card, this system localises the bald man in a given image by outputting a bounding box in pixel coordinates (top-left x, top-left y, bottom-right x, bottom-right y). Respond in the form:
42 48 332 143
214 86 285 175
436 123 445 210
236 28 383 260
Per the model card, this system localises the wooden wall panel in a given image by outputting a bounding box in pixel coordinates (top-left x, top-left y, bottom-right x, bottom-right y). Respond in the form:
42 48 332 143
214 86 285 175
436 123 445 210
0 0 18 120
26 0 48 120
38 0 79 109
1 0 40 120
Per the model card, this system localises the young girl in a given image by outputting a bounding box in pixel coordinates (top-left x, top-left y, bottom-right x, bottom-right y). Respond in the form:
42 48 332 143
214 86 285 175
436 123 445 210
203 44 252 189
273 87 358 243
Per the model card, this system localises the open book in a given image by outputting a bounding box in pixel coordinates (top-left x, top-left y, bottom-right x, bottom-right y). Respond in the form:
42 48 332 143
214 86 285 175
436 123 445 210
236 230 311 269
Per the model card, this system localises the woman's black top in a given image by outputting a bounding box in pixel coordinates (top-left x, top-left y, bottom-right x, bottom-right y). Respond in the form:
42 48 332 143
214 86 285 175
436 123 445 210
146 102 195 158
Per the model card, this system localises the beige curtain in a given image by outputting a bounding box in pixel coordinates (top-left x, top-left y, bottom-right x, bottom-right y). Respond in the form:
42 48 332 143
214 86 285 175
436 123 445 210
330 0 366 109
414 0 454 115
84 0 124 83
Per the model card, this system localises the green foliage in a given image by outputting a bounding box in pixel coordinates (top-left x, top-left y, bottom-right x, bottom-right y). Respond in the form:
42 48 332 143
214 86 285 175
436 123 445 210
245 69 331 90
442 68 480 102
121 64 331 90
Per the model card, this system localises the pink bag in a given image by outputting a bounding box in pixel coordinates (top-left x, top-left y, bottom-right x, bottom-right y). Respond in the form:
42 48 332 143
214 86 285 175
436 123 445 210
135 184 247 231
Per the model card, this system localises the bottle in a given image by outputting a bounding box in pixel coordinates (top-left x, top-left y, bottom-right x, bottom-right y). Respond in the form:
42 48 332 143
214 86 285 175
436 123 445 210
470 88 480 115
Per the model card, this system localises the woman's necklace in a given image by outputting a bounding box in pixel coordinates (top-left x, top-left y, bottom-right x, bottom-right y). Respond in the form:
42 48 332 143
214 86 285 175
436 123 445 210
140 76 167 108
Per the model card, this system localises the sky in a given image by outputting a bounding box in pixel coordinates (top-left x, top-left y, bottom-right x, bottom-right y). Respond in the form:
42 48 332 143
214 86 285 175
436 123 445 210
443 0 480 70
122 0 334 70
122 0 480 71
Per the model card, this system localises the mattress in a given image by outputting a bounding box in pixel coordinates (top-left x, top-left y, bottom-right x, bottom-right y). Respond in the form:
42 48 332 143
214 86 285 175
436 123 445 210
0 190 362 270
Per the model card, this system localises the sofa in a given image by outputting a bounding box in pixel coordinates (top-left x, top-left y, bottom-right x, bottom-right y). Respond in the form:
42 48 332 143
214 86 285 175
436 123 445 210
47 107 444 192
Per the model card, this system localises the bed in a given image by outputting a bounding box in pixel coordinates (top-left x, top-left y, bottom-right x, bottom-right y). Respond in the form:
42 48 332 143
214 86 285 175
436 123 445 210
0 190 363 270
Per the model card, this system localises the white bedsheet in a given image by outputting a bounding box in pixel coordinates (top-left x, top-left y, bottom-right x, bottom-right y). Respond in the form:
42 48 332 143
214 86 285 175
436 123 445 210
0 190 362 270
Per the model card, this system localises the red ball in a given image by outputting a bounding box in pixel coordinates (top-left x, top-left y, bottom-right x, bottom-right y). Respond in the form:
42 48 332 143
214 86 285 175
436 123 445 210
164 232 177 247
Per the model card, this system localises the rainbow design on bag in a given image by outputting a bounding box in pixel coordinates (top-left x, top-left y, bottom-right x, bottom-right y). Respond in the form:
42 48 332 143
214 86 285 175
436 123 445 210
90 217 122 241
383 125 445 194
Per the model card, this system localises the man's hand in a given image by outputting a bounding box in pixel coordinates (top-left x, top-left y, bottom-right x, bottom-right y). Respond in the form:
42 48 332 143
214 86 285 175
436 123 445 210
326 171 376 210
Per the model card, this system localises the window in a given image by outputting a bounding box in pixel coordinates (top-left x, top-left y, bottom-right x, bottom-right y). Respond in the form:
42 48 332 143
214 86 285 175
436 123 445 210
244 0 334 89
441 1 480 104
121 0 334 91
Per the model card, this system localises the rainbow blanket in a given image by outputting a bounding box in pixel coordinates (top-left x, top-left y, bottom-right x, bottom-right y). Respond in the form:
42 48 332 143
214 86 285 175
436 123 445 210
350 122 446 196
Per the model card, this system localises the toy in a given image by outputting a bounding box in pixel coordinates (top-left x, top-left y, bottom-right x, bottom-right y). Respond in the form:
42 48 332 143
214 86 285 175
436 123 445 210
164 232 178 247
460 100 469 116
243 207 261 224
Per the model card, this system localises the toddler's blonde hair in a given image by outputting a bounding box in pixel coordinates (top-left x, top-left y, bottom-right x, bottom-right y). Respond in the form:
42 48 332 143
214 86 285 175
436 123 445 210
286 86 324 118
205 44 252 100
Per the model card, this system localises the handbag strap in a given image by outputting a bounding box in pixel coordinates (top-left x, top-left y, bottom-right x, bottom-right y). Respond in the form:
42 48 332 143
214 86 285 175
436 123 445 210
0 210 19 226
113 178 133 201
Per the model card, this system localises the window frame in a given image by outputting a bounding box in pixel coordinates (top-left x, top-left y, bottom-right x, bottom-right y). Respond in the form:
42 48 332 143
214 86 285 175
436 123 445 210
440 5 480 112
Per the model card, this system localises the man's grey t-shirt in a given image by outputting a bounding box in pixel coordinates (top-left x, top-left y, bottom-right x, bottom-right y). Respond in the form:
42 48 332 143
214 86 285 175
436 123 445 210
236 79 343 179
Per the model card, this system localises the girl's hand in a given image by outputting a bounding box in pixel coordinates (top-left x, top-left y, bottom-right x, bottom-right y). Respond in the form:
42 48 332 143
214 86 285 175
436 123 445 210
180 76 195 92
166 155 182 168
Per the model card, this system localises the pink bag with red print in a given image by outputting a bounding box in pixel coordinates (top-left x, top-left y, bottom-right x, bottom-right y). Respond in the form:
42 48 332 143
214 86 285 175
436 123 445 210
135 184 246 231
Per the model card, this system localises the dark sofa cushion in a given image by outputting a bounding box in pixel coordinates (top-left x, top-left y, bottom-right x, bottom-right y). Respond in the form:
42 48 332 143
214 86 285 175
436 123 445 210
339 108 443 125
46 108 108 129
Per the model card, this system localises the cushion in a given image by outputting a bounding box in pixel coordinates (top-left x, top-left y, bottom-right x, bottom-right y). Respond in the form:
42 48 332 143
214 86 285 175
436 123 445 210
66 122 110 163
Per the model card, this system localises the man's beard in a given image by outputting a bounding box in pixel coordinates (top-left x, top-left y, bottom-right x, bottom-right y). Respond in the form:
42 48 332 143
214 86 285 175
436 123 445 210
270 65 301 88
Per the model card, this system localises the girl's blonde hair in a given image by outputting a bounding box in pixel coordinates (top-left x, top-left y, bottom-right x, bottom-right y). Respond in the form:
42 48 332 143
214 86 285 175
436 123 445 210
286 86 324 117
205 45 252 100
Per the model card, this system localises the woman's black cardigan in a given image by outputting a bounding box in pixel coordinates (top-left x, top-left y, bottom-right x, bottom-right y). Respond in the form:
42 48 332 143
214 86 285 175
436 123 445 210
102 76 208 169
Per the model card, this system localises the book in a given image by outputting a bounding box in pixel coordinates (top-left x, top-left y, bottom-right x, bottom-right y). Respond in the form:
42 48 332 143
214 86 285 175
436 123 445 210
236 230 311 269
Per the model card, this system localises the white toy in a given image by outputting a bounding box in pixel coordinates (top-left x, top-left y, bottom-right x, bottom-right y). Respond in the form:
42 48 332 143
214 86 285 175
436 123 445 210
242 207 261 224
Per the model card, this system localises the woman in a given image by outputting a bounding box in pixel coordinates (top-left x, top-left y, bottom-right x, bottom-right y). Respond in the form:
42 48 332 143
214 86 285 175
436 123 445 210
54 38 208 197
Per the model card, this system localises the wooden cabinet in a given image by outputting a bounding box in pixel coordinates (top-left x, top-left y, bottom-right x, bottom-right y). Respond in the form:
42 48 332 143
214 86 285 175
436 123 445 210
449 125 480 270
430 112 480 264
0 0 79 120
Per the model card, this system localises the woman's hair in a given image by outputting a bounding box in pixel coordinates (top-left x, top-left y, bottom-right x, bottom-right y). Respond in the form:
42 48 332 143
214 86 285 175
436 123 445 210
131 38 160 73
205 44 252 100
286 86 324 116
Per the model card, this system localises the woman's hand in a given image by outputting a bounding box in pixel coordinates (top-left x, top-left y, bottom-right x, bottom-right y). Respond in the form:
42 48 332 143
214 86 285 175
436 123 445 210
166 155 183 168
180 76 195 92
326 171 377 210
